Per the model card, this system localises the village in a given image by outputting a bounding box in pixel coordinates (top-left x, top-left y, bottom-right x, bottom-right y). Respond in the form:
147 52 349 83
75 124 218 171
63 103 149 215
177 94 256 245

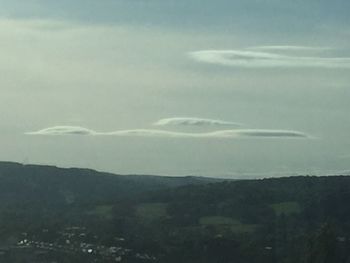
0 226 156 263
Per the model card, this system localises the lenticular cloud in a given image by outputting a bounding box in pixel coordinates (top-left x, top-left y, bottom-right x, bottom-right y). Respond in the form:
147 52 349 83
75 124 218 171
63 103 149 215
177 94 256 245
108 129 308 138
26 126 96 135
26 126 308 139
189 48 350 68
153 117 242 127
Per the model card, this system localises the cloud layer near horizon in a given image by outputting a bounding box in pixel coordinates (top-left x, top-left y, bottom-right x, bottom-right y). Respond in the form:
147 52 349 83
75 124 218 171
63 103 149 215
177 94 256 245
153 117 242 127
189 48 350 68
26 126 309 139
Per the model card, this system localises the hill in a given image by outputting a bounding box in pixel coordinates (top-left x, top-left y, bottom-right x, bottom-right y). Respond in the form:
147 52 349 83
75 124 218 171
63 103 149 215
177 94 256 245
0 161 224 205
0 162 350 263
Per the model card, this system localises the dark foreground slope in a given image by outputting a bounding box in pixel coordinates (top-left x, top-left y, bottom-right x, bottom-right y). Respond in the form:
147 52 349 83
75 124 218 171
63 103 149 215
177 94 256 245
0 162 350 263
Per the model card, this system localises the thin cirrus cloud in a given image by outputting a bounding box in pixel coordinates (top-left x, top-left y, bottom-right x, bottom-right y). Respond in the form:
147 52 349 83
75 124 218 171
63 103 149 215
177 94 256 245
153 117 242 127
189 48 350 68
26 126 309 139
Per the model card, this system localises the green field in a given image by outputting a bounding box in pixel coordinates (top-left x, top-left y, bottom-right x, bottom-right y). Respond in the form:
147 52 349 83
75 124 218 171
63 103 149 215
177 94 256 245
136 203 168 221
270 202 301 216
200 216 238 225
199 216 257 233
87 205 114 220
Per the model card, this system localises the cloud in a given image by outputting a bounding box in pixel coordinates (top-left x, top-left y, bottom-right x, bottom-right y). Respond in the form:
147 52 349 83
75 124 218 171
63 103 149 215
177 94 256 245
25 126 96 136
153 117 242 127
107 129 207 138
234 129 307 138
189 49 350 68
26 126 308 139
109 129 308 139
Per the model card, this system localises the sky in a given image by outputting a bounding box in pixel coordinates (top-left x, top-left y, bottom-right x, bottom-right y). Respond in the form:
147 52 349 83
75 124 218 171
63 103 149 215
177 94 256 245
0 0 350 177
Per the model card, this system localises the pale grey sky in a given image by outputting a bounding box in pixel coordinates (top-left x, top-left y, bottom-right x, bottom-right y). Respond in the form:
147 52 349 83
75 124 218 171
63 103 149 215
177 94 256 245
0 0 349 177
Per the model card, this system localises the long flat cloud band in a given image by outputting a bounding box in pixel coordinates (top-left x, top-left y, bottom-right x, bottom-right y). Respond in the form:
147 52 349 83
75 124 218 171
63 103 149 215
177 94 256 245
153 117 242 127
189 49 350 68
26 126 308 139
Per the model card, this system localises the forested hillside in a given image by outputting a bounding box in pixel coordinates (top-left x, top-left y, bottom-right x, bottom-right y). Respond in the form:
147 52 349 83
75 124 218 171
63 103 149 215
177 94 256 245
0 162 350 263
